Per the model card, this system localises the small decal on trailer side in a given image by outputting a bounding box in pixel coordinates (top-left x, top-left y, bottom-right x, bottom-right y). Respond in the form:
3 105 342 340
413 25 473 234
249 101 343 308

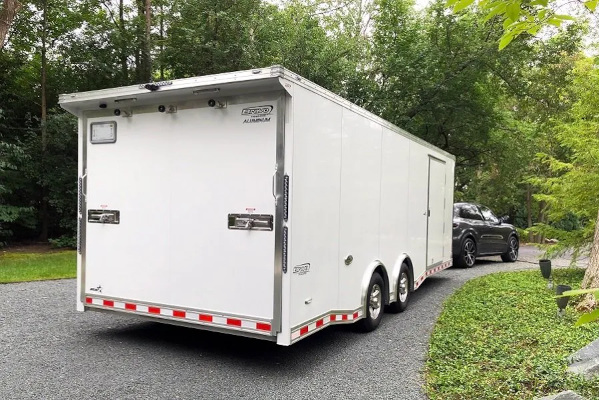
241 105 273 124
293 263 310 275
89 285 102 293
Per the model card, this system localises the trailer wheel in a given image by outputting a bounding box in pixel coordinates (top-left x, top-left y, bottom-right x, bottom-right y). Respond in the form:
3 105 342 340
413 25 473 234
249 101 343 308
387 263 411 313
359 272 385 332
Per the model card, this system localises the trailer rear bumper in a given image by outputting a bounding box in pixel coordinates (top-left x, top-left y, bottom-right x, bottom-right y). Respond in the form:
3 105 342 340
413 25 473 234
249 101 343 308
84 296 276 339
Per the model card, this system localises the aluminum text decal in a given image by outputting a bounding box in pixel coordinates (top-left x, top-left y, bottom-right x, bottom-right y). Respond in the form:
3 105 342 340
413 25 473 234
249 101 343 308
241 105 273 124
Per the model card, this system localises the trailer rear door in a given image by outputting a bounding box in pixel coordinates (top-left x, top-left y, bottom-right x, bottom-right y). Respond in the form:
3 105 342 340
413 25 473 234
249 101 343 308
83 93 281 325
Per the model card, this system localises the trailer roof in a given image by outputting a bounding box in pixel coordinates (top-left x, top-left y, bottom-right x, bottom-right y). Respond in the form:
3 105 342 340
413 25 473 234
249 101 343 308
59 66 455 161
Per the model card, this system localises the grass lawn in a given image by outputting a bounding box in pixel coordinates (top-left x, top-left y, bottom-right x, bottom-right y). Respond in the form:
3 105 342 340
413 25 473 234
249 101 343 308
0 250 76 283
426 268 599 400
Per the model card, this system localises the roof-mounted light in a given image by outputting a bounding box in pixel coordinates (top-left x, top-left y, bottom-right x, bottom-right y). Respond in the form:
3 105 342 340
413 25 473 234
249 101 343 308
193 88 220 95
114 97 137 104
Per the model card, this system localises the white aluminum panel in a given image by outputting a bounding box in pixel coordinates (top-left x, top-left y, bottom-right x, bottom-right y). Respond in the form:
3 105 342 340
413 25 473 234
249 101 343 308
288 84 342 328
407 143 430 278
338 109 383 311
446 160 456 258
427 157 447 266
84 93 279 320
379 128 410 278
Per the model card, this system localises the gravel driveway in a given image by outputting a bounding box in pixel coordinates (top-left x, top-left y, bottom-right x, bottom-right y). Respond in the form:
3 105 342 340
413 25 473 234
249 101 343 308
0 246 585 400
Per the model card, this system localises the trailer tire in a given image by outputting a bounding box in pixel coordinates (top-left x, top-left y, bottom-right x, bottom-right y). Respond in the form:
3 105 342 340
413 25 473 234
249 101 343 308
387 263 411 313
359 272 385 332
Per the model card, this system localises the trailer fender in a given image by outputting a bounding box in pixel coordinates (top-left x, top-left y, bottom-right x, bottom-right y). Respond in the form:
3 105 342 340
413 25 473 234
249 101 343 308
360 260 390 308
389 254 414 303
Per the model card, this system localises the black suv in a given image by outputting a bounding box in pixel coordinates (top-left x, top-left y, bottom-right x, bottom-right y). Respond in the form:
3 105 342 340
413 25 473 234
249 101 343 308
452 202 519 267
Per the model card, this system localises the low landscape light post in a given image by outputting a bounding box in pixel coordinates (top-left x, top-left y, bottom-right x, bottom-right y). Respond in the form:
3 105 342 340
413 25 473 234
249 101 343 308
539 259 553 289
555 285 572 317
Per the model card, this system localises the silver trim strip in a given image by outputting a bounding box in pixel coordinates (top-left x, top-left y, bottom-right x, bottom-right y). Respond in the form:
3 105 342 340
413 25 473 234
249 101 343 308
80 116 88 305
272 93 286 335
481 234 504 239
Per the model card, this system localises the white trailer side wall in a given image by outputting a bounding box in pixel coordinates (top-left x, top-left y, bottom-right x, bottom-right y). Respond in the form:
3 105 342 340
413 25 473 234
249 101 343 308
286 80 454 331
287 85 343 328
407 143 430 277
379 128 410 284
337 110 383 311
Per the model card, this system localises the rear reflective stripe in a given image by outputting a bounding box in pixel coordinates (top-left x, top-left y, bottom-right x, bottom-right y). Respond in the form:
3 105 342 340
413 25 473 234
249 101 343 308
415 259 453 290
291 308 363 342
256 323 271 331
199 314 212 322
84 297 272 335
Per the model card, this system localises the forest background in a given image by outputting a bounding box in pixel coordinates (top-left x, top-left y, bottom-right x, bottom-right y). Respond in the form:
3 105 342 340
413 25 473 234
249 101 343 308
0 0 597 263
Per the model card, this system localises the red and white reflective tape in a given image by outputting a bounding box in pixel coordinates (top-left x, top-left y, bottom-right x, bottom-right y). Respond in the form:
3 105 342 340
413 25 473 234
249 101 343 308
414 259 453 289
291 308 363 342
84 296 272 335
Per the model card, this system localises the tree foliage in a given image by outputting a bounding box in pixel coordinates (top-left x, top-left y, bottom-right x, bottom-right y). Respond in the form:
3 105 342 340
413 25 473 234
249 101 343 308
528 57 599 257
0 0 596 250
447 0 597 49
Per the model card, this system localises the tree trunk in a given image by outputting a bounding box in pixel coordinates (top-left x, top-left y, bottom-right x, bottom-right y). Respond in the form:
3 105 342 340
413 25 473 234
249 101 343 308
577 211 599 311
526 185 532 243
135 0 151 83
538 200 546 244
159 3 164 80
144 0 151 79
39 0 49 241
0 0 20 50
119 0 128 85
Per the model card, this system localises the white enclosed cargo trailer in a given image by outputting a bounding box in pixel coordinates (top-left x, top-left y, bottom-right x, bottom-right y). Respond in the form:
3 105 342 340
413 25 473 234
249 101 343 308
60 66 455 346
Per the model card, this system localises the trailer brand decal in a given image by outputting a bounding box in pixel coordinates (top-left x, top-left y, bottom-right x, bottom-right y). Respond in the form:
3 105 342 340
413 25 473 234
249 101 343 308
89 285 102 293
293 263 310 275
241 105 273 124
85 296 273 335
